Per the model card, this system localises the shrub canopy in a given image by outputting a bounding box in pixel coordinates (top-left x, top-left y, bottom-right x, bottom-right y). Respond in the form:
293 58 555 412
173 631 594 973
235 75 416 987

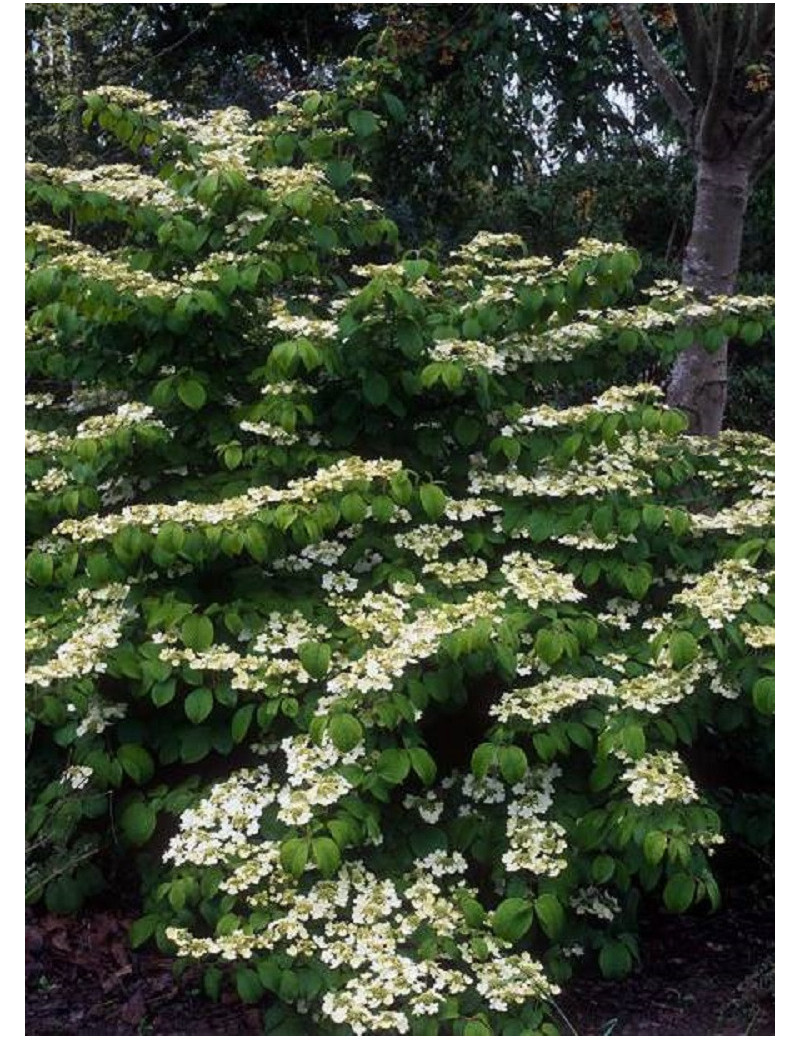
26 58 774 1036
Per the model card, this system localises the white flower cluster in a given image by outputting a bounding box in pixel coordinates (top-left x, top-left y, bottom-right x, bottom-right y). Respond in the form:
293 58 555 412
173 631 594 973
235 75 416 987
740 623 775 649
60 765 94 790
422 557 488 586
394 524 463 560
166 849 557 1034
516 384 663 429
671 560 772 629
75 402 167 439
615 657 706 714
428 339 505 373
500 551 585 609
569 886 621 922
621 751 698 807
491 676 615 726
502 766 567 876
239 419 299 445
55 456 404 542
25 584 133 688
322 592 507 717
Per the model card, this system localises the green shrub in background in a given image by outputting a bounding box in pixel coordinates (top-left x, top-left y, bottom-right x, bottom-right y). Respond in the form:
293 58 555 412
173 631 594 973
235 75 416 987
26 58 774 1036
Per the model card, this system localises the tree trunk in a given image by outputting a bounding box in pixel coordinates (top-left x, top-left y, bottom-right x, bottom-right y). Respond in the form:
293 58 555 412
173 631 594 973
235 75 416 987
667 153 751 435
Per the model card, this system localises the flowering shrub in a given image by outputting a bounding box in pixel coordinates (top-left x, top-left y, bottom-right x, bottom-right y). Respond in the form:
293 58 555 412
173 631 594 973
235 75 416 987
26 59 774 1036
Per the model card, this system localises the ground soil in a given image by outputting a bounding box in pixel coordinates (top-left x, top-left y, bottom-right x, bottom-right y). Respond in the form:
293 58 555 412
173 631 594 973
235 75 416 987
26 872 773 1037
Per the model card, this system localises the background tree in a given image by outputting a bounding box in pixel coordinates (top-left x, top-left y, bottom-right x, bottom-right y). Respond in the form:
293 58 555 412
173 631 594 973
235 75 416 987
618 4 774 435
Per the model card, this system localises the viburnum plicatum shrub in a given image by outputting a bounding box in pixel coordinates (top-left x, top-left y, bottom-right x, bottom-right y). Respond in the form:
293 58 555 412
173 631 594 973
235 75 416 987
26 58 774 1037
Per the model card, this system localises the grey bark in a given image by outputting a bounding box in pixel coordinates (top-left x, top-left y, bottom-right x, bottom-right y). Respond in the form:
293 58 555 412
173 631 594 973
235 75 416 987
667 155 751 435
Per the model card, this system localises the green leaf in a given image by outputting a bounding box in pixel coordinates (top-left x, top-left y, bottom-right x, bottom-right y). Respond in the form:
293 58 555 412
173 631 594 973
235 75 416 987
347 108 379 138
340 492 368 524
299 641 331 679
591 854 616 884
739 320 764 345
236 967 263 1003
118 744 155 785
363 372 390 406
670 631 699 670
382 90 406 121
151 679 176 707
231 704 255 743
328 713 364 753
419 483 447 519
185 687 213 724
408 747 437 785
376 748 410 785
181 615 214 651
621 723 646 760
470 743 496 780
464 1020 492 1036
498 745 528 784
177 379 207 410
642 504 665 531
326 159 354 188
120 800 157 846
643 830 667 865
535 629 563 666
129 915 157 949
599 940 633 979
312 836 341 876
492 898 533 942
26 552 54 586
534 893 565 940
663 872 696 913
454 415 481 446
752 676 775 715
280 837 309 878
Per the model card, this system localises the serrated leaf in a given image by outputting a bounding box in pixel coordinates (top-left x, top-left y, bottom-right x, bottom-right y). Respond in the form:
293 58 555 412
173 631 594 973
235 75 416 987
663 872 696 913
231 703 255 743
120 800 156 846
498 745 528 784
408 746 437 785
643 830 667 865
492 897 533 942
118 744 155 785
328 713 364 753
470 743 496 780
312 836 341 876
752 676 775 715
534 893 565 939
177 379 207 410
363 371 390 406
419 483 447 519
280 837 309 877
129 914 157 949
184 687 213 724
670 631 699 670
376 748 410 784
591 854 616 884
181 615 214 651
599 940 632 979
299 641 331 679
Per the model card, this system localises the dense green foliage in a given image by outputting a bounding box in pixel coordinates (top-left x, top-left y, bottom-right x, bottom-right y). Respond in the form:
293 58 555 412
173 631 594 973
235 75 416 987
25 4 774 438
25 57 774 1036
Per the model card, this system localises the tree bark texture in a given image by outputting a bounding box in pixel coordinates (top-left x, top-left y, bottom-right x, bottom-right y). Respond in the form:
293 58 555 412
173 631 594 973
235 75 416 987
667 154 751 435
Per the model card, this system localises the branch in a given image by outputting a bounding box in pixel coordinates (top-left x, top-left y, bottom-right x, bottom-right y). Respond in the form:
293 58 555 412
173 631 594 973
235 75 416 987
674 5 712 97
740 94 775 156
616 5 694 136
699 4 740 151
750 4 776 60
